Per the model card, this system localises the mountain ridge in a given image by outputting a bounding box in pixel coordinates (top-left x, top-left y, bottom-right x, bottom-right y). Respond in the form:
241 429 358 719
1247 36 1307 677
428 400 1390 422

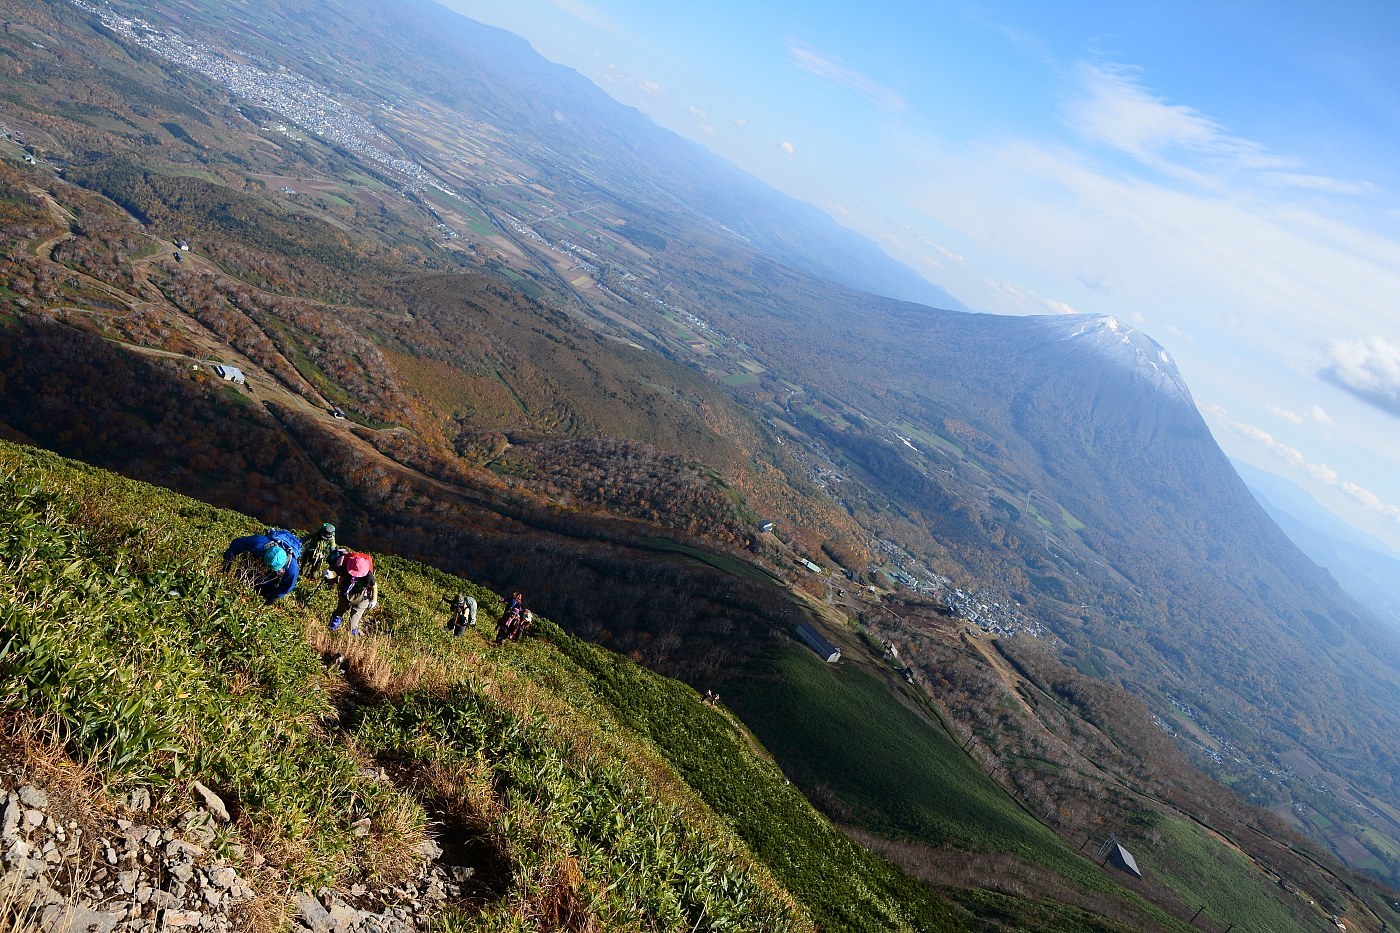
3 0 1400 902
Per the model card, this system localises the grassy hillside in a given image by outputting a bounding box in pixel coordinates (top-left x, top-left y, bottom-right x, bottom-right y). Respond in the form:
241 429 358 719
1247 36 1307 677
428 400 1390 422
725 648 1192 932
0 438 966 931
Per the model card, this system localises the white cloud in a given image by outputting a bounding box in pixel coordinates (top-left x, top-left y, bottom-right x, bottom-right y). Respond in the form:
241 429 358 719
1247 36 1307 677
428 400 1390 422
688 105 707 119
546 0 626 37
1342 481 1400 521
1163 324 1194 341
786 39 906 112
638 79 660 94
1261 173 1376 196
779 140 795 156
1205 404 1340 486
1202 404 1400 527
1063 63 1283 173
733 117 748 128
1322 336 1400 415
1061 62 1368 197
1306 405 1333 425
1272 403 1334 425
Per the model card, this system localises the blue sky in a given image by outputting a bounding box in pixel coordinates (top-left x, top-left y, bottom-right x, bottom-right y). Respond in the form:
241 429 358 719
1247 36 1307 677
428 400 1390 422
440 0 1400 553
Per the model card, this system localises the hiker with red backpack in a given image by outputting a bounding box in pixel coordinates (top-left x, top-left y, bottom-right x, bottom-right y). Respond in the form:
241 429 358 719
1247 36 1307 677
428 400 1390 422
222 528 302 603
495 592 532 643
329 550 378 636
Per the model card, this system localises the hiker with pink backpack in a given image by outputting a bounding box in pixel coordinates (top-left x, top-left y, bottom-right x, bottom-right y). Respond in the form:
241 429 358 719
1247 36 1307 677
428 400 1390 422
328 549 378 636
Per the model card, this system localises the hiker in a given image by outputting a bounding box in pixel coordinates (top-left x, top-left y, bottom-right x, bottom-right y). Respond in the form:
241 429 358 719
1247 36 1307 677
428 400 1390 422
321 545 349 588
445 594 478 637
495 592 529 643
222 528 302 603
329 551 378 636
301 522 337 577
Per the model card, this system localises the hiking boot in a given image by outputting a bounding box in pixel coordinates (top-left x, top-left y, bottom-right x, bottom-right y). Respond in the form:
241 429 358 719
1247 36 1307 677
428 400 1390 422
329 616 342 631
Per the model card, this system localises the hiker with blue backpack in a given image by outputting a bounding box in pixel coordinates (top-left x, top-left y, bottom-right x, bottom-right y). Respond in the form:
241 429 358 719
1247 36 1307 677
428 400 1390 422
222 528 302 603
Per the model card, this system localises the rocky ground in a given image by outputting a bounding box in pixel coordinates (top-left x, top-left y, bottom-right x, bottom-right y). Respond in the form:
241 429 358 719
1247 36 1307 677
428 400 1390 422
0 767 471 933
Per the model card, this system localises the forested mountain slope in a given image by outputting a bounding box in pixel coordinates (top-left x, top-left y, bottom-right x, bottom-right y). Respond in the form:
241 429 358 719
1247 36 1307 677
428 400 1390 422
1 0 1399 902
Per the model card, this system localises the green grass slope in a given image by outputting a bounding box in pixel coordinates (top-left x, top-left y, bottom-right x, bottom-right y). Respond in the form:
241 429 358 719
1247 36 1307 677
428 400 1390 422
0 439 966 932
724 648 1196 932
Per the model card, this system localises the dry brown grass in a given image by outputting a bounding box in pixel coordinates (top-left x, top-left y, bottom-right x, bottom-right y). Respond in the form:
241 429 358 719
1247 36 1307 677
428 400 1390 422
304 619 435 696
516 857 599 933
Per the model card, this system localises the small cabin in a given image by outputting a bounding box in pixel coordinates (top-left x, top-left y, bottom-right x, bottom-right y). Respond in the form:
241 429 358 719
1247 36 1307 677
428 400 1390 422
1107 844 1141 878
757 520 774 533
213 364 246 385
794 622 840 663
801 559 822 574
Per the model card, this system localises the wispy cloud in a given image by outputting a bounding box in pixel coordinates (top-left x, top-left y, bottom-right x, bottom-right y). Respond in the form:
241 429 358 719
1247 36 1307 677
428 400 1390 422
638 79 660 94
546 0 627 38
1205 404 1339 485
1321 336 1400 417
1207 405 1400 521
779 140 795 156
1342 481 1400 521
1269 404 1333 425
1062 63 1369 196
786 39 906 112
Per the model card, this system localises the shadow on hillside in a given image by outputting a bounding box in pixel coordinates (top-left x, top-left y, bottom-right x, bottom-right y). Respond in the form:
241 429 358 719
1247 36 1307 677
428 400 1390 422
375 755 514 912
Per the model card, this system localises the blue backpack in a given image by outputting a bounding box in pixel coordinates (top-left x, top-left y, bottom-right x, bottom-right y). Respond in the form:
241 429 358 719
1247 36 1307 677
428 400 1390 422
265 528 303 563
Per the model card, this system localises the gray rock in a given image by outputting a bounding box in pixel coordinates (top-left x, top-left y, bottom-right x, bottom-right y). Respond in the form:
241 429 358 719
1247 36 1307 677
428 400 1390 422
207 867 237 890
144 829 162 847
6 837 32 864
45 906 123 933
1 799 20 839
295 893 333 933
147 890 178 909
350 818 371 838
118 869 139 894
170 860 195 884
127 788 152 813
327 898 359 931
415 838 443 861
18 786 47 809
24 809 43 829
191 783 230 824
161 910 202 928
165 840 203 861
18 856 47 878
